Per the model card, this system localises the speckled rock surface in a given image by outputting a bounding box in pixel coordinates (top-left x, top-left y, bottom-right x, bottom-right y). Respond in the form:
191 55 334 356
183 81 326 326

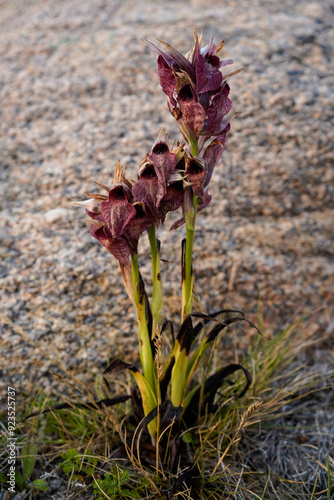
1 0 333 404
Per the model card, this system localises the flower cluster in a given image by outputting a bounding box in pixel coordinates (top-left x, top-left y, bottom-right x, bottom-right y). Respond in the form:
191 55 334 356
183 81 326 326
74 132 186 268
145 29 232 157
75 31 234 270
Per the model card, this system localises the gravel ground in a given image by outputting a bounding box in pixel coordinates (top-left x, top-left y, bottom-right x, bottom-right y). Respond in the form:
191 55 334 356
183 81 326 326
0 0 333 422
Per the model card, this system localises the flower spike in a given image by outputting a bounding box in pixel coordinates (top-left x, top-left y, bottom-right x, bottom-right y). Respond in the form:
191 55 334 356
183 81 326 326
146 34 233 152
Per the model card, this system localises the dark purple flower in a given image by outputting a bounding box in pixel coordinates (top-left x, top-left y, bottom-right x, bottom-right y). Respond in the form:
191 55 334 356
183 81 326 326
194 35 233 94
125 202 153 251
185 155 208 202
147 130 178 202
145 30 234 145
101 184 136 239
90 222 132 266
159 176 184 224
206 83 232 137
169 152 213 231
74 162 153 267
202 122 231 187
132 131 184 225
132 160 160 226
98 182 152 259
157 56 177 106
176 85 206 142
196 53 223 94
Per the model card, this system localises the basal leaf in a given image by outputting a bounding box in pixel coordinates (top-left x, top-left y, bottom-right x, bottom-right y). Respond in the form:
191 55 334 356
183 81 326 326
31 479 48 491
22 442 37 480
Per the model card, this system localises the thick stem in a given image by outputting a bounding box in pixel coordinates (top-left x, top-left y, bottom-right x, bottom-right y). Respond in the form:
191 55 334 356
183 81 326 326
184 225 195 318
148 225 163 339
181 138 199 321
131 253 155 393
182 190 198 322
190 139 198 157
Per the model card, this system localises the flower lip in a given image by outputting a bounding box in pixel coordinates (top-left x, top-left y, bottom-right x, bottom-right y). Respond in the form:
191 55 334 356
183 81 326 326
133 201 148 217
187 159 205 175
151 128 170 155
139 162 156 179
110 183 132 200
178 84 194 102
206 54 220 68
152 142 169 155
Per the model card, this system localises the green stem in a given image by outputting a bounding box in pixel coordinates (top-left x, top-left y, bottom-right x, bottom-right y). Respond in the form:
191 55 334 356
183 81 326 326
148 225 163 339
190 139 198 157
131 253 155 393
182 137 199 321
182 196 198 321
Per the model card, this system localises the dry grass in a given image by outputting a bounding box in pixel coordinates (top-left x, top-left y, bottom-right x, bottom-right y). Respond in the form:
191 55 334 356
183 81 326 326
1 310 333 499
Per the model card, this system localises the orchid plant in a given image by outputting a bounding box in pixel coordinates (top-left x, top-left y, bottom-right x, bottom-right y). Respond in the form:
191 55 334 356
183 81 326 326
73 29 254 459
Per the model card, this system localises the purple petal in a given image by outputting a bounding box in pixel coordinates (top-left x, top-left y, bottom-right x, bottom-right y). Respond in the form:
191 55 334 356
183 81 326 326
202 140 224 188
156 38 196 82
196 53 223 94
186 157 208 201
203 123 231 187
85 208 101 219
132 167 160 226
207 84 232 136
151 140 169 155
148 149 177 204
157 56 177 106
216 122 231 145
90 225 131 266
160 180 184 223
180 100 206 139
178 86 206 139
178 84 195 102
198 92 210 113
198 190 212 213
125 203 153 252
101 186 136 239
